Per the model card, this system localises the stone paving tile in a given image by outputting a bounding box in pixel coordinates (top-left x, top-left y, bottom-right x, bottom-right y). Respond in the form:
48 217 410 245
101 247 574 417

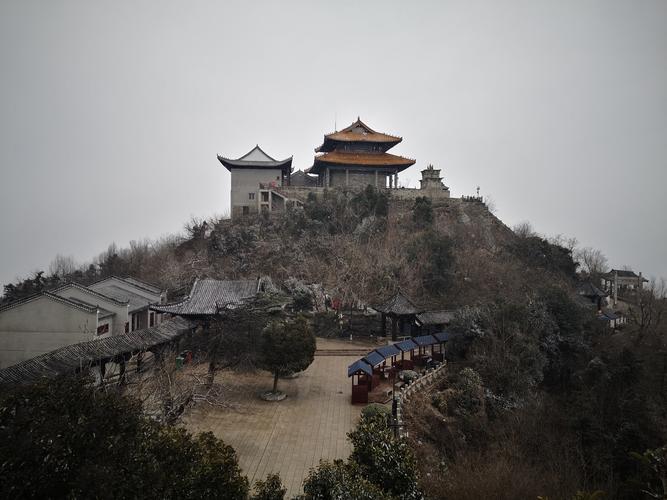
181 340 363 498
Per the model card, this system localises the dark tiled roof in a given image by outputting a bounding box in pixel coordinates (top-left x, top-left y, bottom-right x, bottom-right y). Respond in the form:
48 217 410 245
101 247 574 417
395 339 418 352
433 331 454 343
577 282 608 298
217 145 292 171
347 359 373 377
375 344 401 359
374 291 421 316
151 278 263 316
51 282 129 306
63 296 114 319
121 277 163 294
290 170 319 187
0 317 194 385
413 335 438 347
88 281 158 313
416 310 455 325
363 351 385 367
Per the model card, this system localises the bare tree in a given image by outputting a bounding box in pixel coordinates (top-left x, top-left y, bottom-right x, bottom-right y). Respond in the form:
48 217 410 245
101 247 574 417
629 279 667 344
574 247 609 278
48 254 78 277
512 221 535 238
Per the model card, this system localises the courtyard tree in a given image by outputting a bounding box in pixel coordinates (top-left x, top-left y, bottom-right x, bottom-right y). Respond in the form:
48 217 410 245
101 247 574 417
260 315 316 395
205 292 288 387
348 414 423 499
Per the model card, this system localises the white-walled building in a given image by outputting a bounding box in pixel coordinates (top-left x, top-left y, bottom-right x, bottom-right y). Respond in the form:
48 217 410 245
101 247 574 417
51 282 129 336
0 276 166 368
88 276 166 331
217 145 295 218
0 292 103 368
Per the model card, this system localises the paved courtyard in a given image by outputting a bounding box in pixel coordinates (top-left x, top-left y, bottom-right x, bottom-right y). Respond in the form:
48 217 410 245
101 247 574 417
181 339 372 497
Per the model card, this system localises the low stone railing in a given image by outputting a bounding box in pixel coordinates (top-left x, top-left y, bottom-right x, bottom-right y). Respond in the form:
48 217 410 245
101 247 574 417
394 361 447 437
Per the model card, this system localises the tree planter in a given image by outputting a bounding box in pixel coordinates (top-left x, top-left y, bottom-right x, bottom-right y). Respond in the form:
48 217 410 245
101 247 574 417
260 391 287 402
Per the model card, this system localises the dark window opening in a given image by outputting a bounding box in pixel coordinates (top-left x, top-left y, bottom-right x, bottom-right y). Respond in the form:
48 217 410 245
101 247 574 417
97 323 109 335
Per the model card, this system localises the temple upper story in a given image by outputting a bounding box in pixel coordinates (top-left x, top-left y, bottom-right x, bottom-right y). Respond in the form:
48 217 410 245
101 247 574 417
307 118 416 189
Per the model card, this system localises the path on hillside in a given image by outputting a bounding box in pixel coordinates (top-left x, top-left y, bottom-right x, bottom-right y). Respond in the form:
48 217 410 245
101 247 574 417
182 338 375 497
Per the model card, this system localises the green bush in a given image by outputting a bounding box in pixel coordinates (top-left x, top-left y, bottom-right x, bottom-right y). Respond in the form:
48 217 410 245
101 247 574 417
0 376 249 499
252 473 286 500
361 403 391 420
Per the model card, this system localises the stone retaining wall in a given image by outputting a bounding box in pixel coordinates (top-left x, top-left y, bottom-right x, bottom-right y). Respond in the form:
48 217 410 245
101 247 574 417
394 362 447 438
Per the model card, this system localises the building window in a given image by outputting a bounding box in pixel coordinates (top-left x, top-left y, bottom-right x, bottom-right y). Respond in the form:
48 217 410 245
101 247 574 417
150 312 155 327
276 176 280 181
261 192 269 202
97 323 109 335
242 206 249 215
249 192 255 200
125 322 129 333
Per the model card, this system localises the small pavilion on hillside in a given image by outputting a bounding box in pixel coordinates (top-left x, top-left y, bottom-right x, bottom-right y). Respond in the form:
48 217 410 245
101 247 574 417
374 290 422 341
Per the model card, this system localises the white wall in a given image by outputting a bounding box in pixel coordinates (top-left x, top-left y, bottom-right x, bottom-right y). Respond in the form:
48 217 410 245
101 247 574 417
52 284 128 335
0 295 97 368
230 168 284 213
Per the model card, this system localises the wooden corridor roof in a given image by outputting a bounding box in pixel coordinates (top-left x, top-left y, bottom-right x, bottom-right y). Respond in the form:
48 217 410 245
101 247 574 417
0 317 194 386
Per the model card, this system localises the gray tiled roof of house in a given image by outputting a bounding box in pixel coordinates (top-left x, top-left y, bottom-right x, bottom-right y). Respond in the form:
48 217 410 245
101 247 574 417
121 277 163 294
577 282 608 298
151 278 265 316
416 310 455 325
374 290 422 316
51 282 129 306
88 281 158 313
0 317 194 385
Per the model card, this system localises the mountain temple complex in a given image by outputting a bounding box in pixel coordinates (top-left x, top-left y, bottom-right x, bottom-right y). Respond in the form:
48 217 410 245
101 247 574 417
218 118 452 218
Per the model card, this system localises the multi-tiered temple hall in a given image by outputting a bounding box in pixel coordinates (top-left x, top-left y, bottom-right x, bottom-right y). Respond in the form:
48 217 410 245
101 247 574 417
307 118 415 188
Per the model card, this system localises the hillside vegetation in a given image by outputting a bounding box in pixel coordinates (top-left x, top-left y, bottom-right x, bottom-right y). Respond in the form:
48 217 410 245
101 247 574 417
2 187 666 499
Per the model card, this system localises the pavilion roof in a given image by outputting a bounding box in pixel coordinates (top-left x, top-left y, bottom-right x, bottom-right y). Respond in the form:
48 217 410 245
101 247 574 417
433 331 455 343
374 290 422 316
375 344 401 359
363 351 385 367
217 145 293 172
151 278 266 316
316 118 402 152
347 359 373 377
413 334 439 347
395 339 418 352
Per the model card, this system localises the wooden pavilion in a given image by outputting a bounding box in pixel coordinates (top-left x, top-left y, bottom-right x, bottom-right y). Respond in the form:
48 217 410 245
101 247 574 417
374 290 422 341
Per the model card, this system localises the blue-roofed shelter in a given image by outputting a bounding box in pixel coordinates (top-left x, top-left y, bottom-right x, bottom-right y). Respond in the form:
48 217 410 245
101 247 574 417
348 358 374 404
363 351 385 367
348 359 373 377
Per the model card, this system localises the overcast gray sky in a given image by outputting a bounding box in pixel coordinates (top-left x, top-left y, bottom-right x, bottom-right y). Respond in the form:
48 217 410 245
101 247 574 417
1 0 666 287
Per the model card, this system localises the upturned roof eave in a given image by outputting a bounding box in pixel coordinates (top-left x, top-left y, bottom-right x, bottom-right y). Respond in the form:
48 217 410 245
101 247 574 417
217 155 293 172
